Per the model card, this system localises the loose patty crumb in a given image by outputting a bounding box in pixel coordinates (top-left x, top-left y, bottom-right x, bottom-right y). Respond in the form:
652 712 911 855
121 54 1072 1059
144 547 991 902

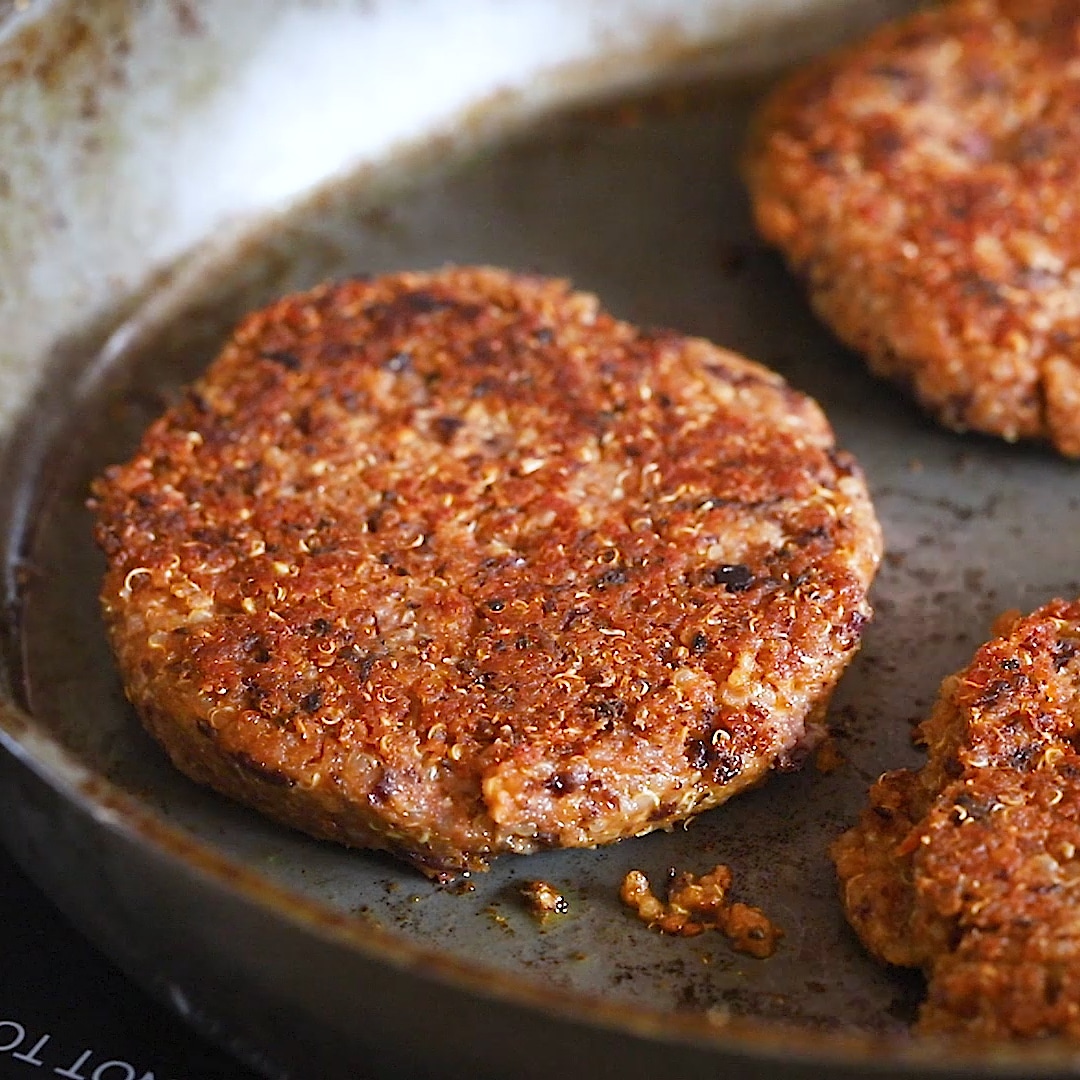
745 0 1080 456
620 865 783 958
833 599 1080 1038
90 266 881 878
520 880 569 919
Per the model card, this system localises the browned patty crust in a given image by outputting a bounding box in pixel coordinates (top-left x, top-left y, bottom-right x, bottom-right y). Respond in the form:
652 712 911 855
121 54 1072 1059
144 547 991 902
745 0 1080 456
91 267 881 877
833 600 1080 1038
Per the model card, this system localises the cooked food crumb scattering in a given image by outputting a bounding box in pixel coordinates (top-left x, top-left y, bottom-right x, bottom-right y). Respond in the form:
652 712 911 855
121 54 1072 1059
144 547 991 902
619 865 783 957
834 598 1080 1037
520 880 569 919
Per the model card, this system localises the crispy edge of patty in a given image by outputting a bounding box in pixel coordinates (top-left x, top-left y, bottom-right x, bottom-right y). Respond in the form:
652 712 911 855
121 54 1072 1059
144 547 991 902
744 0 1080 456
91 266 882 876
832 599 1080 1038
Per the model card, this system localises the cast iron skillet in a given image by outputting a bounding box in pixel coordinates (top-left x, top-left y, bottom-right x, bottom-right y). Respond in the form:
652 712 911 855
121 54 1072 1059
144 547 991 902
4 1 1080 1077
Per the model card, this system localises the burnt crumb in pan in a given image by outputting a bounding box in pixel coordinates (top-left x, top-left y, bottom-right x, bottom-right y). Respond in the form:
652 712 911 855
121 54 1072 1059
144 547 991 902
520 879 569 920
745 0 1080 455
834 599 1080 1038
89 266 880 879
620 864 783 958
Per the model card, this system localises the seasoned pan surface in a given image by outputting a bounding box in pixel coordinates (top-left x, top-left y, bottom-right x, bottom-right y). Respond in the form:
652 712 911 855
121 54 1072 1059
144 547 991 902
6 76 1080 1078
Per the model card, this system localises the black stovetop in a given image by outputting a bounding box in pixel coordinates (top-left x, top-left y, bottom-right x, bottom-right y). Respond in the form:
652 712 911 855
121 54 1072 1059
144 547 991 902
0 845 260 1080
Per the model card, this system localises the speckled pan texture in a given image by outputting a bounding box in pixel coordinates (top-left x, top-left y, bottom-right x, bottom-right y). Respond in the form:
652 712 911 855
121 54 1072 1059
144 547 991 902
7 2 1080 1079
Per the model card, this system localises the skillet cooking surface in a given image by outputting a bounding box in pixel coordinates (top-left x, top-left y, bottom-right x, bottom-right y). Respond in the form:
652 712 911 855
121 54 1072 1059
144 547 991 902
10 82 1080 1070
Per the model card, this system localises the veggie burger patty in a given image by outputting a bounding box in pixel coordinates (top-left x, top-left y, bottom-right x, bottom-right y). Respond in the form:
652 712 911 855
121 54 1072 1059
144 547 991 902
745 0 1080 455
91 267 881 877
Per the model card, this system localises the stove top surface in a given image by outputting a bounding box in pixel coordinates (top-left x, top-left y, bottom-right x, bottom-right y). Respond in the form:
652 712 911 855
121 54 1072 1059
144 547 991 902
0 846 259 1080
